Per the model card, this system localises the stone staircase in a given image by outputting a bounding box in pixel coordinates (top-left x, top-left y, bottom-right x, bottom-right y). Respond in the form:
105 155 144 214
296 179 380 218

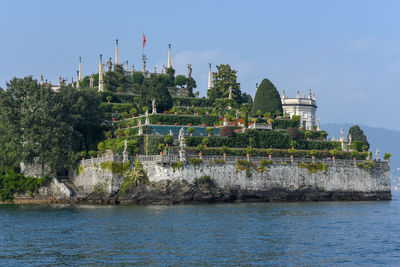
59 176 85 199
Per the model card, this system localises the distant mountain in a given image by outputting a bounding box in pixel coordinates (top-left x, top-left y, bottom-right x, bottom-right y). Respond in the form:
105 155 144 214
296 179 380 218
322 123 400 186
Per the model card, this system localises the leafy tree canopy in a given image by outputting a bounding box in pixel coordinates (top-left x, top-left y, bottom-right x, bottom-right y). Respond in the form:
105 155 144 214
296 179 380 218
252 78 283 116
348 125 370 149
104 64 129 92
0 76 104 174
174 75 187 87
139 74 173 113
207 64 244 105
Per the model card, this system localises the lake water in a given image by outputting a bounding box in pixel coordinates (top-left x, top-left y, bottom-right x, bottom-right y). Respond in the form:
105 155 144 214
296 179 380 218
1 193 400 266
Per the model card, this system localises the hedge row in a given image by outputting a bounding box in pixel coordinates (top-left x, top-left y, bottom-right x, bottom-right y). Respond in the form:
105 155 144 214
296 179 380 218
99 102 139 114
272 117 300 129
100 91 139 103
185 129 340 150
185 130 291 149
185 147 368 160
172 97 214 107
113 114 220 129
299 130 326 140
98 136 144 155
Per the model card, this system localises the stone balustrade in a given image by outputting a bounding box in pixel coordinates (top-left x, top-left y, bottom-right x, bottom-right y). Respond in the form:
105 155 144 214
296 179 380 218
80 154 389 170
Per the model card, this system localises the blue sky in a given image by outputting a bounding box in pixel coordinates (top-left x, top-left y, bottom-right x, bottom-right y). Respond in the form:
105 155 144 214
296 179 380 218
1 0 400 130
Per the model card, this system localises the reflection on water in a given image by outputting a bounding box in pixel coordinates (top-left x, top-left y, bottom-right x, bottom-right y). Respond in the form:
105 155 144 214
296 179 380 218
1 194 400 266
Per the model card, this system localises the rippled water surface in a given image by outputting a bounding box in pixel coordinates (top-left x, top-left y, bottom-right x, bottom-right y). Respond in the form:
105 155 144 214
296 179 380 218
1 193 400 266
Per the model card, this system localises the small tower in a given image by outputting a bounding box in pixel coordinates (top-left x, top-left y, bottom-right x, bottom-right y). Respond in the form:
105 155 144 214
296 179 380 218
79 57 82 81
40 74 44 85
71 77 74 88
308 89 312 99
167 44 172 69
115 39 119 65
98 54 104 92
126 60 129 71
281 89 286 100
207 63 212 90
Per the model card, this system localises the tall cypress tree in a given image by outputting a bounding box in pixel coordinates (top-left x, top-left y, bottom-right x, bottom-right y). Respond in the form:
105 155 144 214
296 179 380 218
252 79 283 116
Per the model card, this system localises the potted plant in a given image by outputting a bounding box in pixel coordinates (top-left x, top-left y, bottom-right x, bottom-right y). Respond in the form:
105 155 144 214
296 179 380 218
106 96 112 104
196 144 204 157
158 143 165 155
288 148 296 159
202 137 209 148
105 131 112 140
290 140 297 149
88 150 97 159
187 127 194 136
384 153 392 162
267 118 274 125
304 131 312 141
330 148 338 160
310 149 317 161
206 127 214 136
164 135 173 147
320 131 328 141
245 146 253 158
266 148 274 159
78 151 86 160
351 151 358 161
221 145 229 158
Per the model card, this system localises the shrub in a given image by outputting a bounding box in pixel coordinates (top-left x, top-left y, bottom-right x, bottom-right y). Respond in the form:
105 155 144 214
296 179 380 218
384 153 392 160
206 127 214 135
164 135 174 145
174 75 187 87
252 78 283 115
353 141 363 152
220 126 235 137
88 150 97 158
287 127 300 140
187 127 194 134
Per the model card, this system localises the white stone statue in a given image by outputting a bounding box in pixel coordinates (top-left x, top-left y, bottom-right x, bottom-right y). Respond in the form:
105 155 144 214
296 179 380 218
169 130 173 136
376 148 380 161
223 118 228 126
138 120 143 135
123 139 128 153
152 99 156 114
89 74 94 88
178 127 185 149
340 128 344 142
348 134 352 144
317 119 321 131
145 110 150 125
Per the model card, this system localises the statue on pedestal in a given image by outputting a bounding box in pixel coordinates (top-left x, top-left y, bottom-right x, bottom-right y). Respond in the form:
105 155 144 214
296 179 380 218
179 127 185 149
123 139 128 153
317 119 321 131
152 99 156 114
376 148 380 161
138 120 143 135
187 64 192 78
340 128 344 142
107 58 113 72
89 73 94 88
145 110 150 125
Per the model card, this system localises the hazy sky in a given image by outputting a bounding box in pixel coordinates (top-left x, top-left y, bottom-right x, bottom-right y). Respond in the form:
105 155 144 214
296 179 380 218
1 0 400 130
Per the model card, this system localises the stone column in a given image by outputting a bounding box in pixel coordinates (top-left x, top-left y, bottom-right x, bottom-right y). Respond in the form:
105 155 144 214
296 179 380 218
167 44 172 69
98 55 104 92
115 39 119 65
79 57 82 81
76 71 80 89
207 63 212 90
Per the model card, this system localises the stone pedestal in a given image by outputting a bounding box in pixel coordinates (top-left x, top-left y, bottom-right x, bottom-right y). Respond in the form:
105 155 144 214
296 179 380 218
123 152 129 163
179 150 186 163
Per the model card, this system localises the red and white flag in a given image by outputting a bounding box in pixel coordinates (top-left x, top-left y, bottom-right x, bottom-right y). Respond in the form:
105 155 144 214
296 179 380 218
143 34 146 47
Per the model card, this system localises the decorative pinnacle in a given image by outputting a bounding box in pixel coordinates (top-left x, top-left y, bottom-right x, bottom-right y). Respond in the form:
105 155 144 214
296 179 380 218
100 54 102 60
209 63 211 68
116 39 118 45
79 56 82 62
256 83 258 88
169 44 171 49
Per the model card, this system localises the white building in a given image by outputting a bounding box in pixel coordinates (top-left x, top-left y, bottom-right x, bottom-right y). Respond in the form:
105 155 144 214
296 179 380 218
281 89 317 130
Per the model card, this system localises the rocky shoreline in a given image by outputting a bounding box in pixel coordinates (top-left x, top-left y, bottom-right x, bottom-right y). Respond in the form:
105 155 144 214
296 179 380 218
2 180 392 205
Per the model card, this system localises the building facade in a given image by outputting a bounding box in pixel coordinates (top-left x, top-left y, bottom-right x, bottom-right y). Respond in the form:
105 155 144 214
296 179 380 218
281 90 317 130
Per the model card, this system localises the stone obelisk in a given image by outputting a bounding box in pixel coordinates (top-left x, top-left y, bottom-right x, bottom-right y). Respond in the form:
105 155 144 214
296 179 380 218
98 54 104 92
115 39 119 65
167 44 172 69
76 70 80 89
78 57 82 81
207 63 212 90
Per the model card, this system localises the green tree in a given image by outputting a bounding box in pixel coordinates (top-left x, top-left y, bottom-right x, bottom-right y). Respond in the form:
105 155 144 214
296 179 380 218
104 64 129 92
186 77 197 97
131 72 144 85
252 78 283 116
174 75 187 87
207 64 242 104
348 125 370 150
139 74 173 113
166 67 175 79
0 77 104 174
